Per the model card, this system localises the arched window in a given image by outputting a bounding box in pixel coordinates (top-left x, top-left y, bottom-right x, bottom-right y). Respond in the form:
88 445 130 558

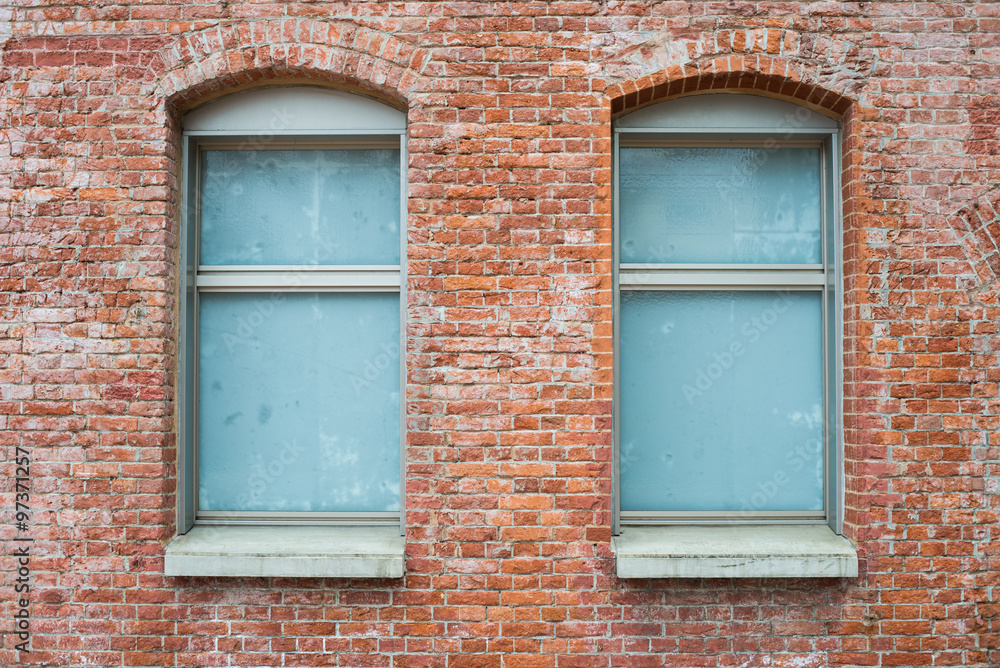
168 86 406 578
611 93 856 578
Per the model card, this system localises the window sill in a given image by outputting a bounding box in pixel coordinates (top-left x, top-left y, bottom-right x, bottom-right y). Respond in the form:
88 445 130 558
164 524 404 578
612 524 857 579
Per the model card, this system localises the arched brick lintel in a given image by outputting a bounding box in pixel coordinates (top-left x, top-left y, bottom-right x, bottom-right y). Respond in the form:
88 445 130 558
142 19 432 113
605 54 856 120
948 188 1000 290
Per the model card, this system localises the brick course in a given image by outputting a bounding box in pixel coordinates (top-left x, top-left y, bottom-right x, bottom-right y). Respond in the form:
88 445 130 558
2 1 999 666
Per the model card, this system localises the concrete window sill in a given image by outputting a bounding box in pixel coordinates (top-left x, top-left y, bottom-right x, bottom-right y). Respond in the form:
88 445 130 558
164 525 404 578
612 525 858 579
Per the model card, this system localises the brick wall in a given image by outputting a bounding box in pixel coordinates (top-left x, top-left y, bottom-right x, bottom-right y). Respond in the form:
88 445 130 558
2 2 999 666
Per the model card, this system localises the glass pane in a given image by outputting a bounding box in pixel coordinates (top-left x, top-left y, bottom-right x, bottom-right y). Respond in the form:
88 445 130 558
619 146 822 264
620 290 824 513
197 292 400 512
199 148 400 265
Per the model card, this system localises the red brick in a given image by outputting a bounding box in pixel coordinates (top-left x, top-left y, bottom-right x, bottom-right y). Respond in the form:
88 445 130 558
1 5 998 668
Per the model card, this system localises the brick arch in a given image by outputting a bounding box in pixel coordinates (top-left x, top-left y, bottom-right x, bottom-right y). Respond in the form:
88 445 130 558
606 53 857 118
947 187 1000 290
142 18 432 111
603 28 871 118
602 32 879 545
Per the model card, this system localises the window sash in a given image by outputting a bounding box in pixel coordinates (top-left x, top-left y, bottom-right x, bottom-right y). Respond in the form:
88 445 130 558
180 133 407 529
192 291 402 522
613 130 840 530
618 289 827 518
195 141 402 267
617 141 826 266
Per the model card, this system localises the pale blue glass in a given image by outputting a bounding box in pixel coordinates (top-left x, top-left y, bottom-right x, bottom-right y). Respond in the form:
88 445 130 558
619 147 822 264
198 292 400 512
620 291 824 512
199 149 400 265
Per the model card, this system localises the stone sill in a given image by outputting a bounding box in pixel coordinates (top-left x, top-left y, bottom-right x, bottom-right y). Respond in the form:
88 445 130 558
164 525 405 578
613 525 858 579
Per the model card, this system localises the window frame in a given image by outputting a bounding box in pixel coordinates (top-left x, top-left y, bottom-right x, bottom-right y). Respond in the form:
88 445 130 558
176 87 407 535
611 94 844 535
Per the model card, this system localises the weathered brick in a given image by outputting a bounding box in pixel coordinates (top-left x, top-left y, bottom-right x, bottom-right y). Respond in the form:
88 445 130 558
2 4 999 668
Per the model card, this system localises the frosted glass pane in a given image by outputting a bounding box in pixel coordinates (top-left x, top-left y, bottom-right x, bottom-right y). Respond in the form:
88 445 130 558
199 149 400 265
620 147 822 264
198 292 400 512
620 291 824 512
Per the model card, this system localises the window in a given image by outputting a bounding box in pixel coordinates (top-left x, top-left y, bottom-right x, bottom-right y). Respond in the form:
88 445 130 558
166 86 406 578
611 94 856 578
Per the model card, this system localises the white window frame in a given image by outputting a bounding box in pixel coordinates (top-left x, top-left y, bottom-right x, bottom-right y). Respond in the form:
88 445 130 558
175 87 407 535
611 94 845 535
